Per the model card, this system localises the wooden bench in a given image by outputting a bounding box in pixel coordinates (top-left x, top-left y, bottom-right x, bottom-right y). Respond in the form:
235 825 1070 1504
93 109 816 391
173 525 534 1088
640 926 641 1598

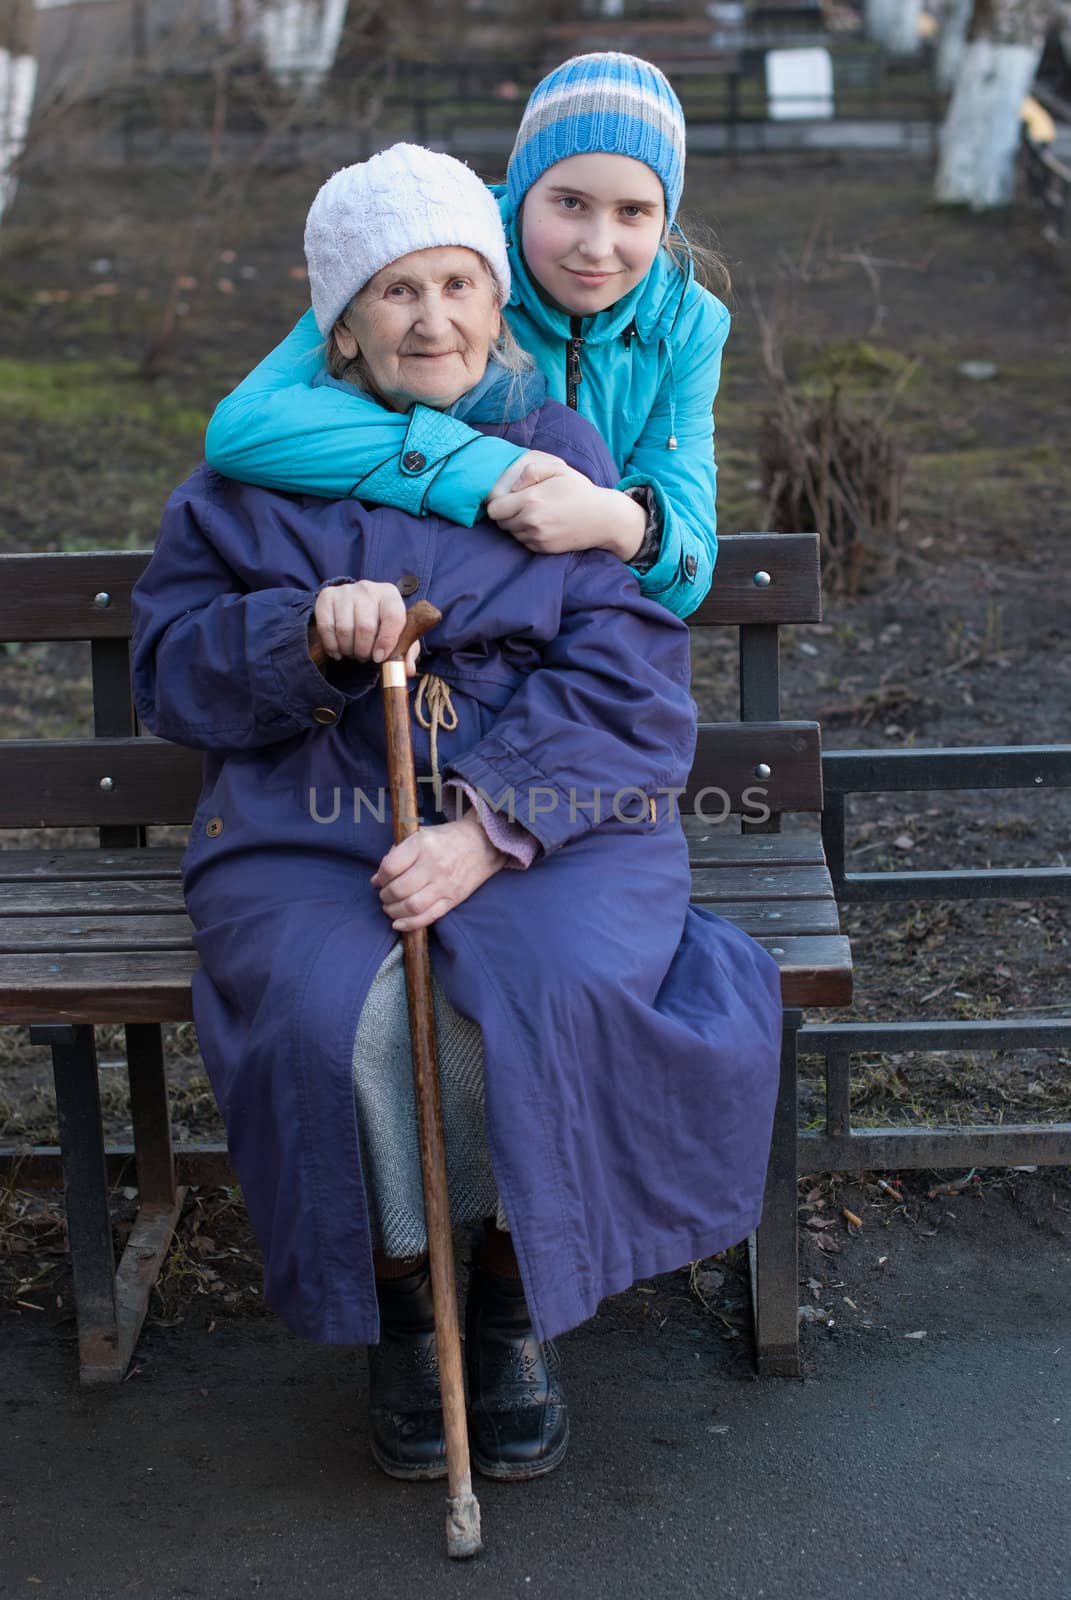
0 533 851 1382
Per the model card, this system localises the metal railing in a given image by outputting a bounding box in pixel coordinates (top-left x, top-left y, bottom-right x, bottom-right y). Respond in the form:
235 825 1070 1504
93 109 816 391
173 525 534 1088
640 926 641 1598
36 46 945 171
801 744 1071 1173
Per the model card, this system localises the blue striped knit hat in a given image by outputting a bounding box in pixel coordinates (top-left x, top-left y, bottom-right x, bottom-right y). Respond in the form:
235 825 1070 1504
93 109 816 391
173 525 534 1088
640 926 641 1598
507 53 686 226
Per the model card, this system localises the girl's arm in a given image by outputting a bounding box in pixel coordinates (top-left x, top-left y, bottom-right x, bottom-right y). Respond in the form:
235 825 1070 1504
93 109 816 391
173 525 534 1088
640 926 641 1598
204 309 527 525
617 295 729 619
485 294 729 620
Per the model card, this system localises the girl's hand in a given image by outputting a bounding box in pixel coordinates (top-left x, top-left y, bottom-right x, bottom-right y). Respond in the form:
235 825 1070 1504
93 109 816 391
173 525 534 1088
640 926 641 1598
313 579 419 672
487 470 647 561
371 811 507 932
487 450 575 500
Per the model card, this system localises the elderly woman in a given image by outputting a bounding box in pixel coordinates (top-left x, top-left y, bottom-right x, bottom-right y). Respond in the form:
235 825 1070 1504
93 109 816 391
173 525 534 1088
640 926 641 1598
131 145 782 1487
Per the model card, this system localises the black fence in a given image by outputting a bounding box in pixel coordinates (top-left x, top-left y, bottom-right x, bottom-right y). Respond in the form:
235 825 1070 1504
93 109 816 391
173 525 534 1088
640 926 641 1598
801 744 1071 1175
32 43 945 173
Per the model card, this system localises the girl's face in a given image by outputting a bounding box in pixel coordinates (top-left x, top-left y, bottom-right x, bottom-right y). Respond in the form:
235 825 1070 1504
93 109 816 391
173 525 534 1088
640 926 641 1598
334 246 501 413
520 153 666 316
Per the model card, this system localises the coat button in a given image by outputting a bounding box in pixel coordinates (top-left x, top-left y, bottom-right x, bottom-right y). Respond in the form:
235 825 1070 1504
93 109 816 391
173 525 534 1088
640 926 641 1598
313 706 337 725
402 450 426 472
206 817 224 837
396 573 419 597
685 554 698 579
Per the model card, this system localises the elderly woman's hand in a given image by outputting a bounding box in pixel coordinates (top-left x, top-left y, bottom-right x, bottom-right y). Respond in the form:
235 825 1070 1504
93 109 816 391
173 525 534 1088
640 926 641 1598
313 579 420 671
486 453 647 563
371 811 507 932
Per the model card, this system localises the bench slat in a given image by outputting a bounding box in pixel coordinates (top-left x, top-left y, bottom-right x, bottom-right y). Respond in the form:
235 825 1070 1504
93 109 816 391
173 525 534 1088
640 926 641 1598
0 951 198 1023
0 551 148 640
687 534 822 627
0 860 832 912
685 722 823 814
0 534 821 642
0 739 202 827
0 834 827 878
0 879 187 914
0 896 839 949
0 848 186 880
700 899 840 937
681 823 825 867
0 914 194 953
690 863 834 902
0 724 822 825
0 931 850 1023
756 936 853 1007
2 875 835 917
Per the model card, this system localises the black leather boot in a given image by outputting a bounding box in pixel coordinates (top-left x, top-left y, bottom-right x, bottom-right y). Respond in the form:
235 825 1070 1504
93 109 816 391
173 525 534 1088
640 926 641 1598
465 1259 569 1481
367 1260 447 1480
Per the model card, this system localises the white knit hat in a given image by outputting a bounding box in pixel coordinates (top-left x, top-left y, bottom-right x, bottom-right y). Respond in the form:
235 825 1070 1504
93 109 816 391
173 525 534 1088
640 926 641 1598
304 144 511 336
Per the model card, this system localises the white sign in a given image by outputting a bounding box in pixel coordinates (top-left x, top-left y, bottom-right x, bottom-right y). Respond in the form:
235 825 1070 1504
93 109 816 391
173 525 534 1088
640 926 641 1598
765 47 835 122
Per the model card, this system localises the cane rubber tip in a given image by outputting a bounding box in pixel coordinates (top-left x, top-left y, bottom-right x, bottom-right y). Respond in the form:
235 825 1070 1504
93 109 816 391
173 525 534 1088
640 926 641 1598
445 1492 483 1559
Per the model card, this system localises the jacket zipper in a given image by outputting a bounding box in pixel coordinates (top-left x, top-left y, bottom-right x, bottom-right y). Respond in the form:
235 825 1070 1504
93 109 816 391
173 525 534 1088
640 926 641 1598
566 316 584 409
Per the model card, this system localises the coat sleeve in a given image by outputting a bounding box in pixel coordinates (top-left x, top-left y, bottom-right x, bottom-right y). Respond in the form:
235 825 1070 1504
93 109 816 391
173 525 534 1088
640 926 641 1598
617 292 729 620
131 478 376 752
203 309 526 524
442 550 696 855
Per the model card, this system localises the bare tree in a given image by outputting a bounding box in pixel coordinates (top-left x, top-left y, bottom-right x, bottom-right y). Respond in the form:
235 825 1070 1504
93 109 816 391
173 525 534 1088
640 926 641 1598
865 0 923 55
1059 0 1071 59
936 0 974 88
257 0 350 89
137 2 394 377
0 0 36 228
935 0 1058 208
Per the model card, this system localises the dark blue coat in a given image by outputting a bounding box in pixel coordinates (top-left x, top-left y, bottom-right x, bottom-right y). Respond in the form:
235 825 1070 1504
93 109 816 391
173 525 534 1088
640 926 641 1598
132 399 782 1346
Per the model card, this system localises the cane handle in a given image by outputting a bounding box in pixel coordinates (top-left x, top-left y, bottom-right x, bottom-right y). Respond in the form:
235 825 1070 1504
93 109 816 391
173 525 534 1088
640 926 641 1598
307 598 442 674
391 599 441 661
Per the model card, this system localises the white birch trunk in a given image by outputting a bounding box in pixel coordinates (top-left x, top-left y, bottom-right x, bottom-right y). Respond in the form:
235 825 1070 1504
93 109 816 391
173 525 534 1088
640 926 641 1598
0 46 36 229
936 0 974 89
259 0 348 89
1059 0 1071 59
935 38 1041 205
865 0 923 54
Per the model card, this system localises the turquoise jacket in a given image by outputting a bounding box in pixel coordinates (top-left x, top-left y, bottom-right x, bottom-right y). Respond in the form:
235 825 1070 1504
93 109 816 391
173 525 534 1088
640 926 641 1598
204 189 730 618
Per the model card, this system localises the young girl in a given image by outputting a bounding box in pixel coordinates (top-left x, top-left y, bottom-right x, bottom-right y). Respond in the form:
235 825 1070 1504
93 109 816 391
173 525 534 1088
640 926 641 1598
204 52 730 618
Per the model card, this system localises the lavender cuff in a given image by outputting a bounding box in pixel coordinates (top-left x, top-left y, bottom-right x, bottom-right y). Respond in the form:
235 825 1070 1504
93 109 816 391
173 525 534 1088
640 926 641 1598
444 780 539 870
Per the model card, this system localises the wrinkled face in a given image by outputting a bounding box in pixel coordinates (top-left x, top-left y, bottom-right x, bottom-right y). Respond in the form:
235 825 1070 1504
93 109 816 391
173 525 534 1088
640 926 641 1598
335 246 502 412
520 153 666 315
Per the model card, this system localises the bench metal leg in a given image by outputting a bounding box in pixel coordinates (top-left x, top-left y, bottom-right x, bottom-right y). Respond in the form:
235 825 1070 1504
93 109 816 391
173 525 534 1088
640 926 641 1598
43 1024 119 1378
749 1008 802 1378
126 1024 178 1208
33 1022 185 1384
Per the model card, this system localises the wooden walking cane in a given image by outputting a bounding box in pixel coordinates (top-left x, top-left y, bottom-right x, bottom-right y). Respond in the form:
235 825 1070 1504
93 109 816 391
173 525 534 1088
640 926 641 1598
310 600 483 1560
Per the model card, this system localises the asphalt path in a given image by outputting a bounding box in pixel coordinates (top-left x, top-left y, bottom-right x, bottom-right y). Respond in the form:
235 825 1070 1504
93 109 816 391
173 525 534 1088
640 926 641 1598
4 1197 1069 1600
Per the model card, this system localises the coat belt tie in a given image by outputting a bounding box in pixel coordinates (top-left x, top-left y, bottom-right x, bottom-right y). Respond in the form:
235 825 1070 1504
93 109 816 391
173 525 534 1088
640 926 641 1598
414 672 458 804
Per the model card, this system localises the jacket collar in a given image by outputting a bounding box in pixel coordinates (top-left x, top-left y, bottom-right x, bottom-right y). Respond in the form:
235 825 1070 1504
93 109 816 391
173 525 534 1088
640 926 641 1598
494 186 694 348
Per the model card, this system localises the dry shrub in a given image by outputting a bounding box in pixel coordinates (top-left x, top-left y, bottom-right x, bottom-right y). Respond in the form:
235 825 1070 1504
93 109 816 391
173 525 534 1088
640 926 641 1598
753 288 913 597
759 388 906 596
